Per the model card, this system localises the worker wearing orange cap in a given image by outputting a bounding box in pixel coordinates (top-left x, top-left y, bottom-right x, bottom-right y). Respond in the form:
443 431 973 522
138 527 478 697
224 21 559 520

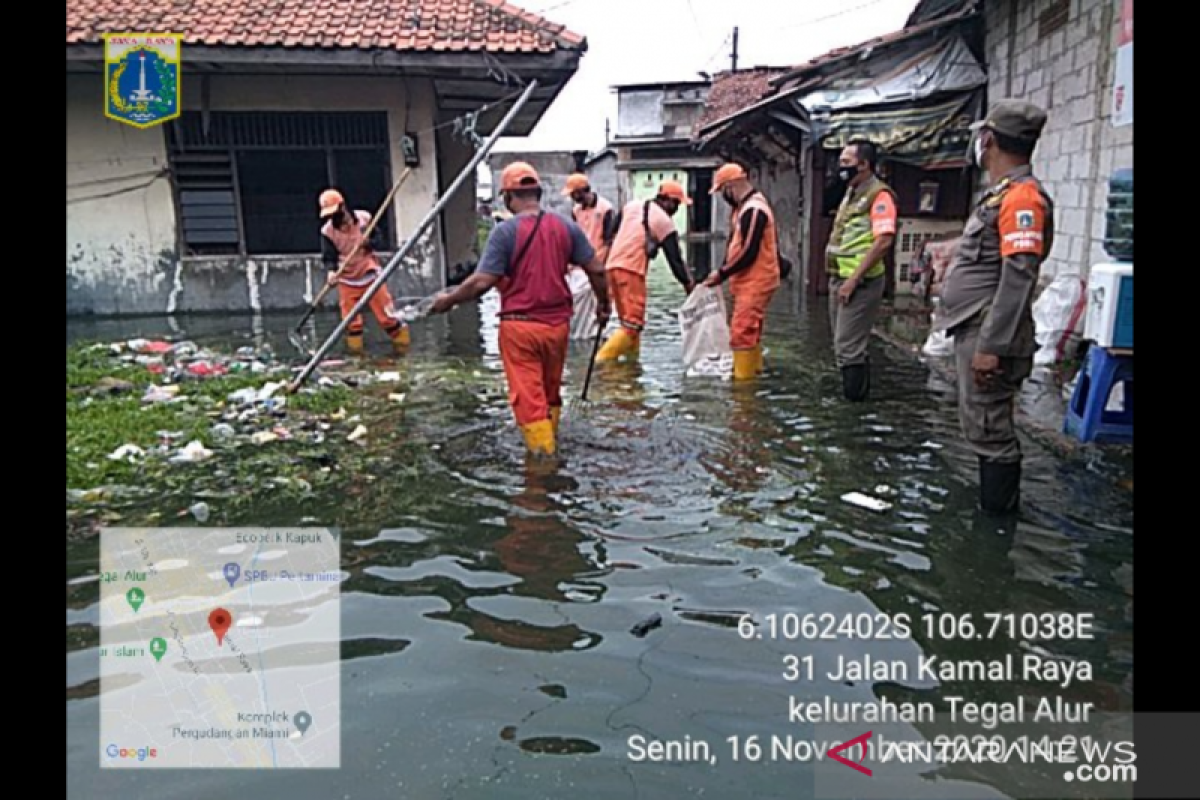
319 189 410 354
703 163 781 380
428 162 610 456
563 173 616 264
563 173 615 339
595 180 695 362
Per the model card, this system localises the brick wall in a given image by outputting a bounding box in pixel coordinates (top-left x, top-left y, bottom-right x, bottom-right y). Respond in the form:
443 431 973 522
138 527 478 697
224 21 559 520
985 0 1133 280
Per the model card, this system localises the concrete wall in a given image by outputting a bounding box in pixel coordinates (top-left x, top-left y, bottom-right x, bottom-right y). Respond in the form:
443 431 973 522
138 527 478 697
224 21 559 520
985 0 1133 280
67 75 177 315
584 153 621 208
487 151 582 218
438 123 480 274
67 73 446 315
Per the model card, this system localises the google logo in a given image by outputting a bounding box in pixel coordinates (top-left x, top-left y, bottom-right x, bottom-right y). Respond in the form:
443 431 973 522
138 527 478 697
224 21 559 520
106 744 158 761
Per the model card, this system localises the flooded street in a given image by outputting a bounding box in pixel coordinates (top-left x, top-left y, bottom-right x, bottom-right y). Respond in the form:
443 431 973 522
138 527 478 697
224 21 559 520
67 277 1133 799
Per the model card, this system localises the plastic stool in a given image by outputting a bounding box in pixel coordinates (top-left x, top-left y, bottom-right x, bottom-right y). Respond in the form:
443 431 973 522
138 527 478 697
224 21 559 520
1064 346 1133 443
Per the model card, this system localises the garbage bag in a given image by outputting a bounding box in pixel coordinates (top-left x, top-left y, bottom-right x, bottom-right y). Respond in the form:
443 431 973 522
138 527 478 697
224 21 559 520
1033 275 1085 366
568 269 599 340
678 285 732 368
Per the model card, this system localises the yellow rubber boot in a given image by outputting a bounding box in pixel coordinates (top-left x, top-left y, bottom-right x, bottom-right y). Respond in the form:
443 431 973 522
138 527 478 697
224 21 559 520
752 344 764 375
733 349 758 380
390 325 411 352
549 406 562 436
520 419 556 456
595 328 634 362
346 333 364 355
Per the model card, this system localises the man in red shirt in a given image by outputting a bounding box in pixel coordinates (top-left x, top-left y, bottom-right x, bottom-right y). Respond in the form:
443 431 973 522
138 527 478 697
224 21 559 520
429 163 610 456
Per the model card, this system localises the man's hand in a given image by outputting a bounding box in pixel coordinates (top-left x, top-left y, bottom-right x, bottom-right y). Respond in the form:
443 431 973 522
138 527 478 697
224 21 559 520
429 290 457 315
971 352 1002 389
326 271 340 288
596 296 612 324
684 279 696 295
837 277 859 305
703 270 723 288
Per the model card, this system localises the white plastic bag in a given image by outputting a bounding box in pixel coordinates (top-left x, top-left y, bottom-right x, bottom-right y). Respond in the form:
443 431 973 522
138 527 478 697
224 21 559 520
922 329 954 358
1033 275 1085 366
678 285 732 368
568 269 599 340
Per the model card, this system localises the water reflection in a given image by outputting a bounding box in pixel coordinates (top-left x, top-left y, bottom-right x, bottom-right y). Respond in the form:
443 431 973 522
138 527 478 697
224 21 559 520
66 281 1133 799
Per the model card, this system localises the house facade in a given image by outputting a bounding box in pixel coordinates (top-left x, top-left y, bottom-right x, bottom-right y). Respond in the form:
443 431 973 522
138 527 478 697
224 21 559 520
67 0 586 316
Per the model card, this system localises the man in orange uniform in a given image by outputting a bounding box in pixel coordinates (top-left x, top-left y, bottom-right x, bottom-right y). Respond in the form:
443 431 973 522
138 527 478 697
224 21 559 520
429 163 610 456
595 180 695 362
563 173 615 339
563 173 615 264
319 189 410 354
703 163 781 380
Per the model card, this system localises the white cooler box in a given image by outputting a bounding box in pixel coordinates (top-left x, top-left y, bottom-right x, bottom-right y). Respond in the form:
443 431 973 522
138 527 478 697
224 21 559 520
1084 262 1133 349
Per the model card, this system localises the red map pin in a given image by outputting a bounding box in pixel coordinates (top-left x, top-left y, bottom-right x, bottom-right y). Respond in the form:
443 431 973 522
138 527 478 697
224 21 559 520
208 608 233 646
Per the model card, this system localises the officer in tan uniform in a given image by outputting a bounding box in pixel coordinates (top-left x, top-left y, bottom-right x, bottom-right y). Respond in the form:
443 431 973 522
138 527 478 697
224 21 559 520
935 100 1055 516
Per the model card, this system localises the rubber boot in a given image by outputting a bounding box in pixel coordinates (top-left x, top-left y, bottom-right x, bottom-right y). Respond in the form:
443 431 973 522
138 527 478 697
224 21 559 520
841 363 870 402
733 349 758 380
596 328 637 362
389 325 411 352
752 344 764 375
346 333 365 355
549 406 562 436
520 419 556 456
979 459 1021 516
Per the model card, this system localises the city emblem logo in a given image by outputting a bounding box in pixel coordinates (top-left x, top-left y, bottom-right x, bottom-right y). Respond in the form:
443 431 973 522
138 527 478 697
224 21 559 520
1016 210 1035 229
104 34 181 129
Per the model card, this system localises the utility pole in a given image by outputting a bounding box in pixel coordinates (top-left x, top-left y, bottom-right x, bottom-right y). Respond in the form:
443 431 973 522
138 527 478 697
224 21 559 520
731 26 739 72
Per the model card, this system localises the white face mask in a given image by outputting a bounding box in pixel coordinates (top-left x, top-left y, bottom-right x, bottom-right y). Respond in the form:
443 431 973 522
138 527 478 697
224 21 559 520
973 136 986 168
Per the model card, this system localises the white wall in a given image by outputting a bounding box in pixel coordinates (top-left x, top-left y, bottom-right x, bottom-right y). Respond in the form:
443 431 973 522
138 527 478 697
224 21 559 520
67 73 448 314
67 74 177 315
986 0 1133 280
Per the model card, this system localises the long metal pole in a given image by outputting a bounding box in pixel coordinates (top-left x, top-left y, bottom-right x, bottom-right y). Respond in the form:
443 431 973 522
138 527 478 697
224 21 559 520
287 79 539 393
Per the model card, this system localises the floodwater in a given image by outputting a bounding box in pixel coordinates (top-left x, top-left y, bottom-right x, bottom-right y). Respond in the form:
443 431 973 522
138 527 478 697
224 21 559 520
67 275 1133 799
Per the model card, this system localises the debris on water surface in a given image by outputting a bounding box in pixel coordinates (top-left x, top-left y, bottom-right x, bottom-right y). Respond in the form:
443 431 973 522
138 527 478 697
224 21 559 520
630 613 663 638
841 492 892 513
188 502 211 523
107 444 145 463
347 425 368 443
171 440 214 464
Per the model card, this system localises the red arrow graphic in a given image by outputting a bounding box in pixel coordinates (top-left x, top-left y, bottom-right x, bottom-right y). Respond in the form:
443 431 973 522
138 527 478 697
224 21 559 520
829 731 873 776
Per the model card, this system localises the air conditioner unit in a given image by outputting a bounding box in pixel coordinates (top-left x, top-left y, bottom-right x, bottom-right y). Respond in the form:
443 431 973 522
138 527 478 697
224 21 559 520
1084 262 1133 349
894 218 965 294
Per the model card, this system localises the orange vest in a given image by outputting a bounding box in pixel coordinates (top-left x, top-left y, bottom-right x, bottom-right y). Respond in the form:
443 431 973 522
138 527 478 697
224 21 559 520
321 210 379 286
572 197 613 265
725 192 780 293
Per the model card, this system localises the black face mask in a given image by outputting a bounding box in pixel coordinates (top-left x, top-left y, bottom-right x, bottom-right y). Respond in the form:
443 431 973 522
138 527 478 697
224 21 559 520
329 210 346 226
721 188 736 206
837 164 860 183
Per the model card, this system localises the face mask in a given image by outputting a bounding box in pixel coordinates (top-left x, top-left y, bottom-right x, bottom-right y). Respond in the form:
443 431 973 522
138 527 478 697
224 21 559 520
329 211 346 226
837 164 858 183
973 135 986 168
721 188 736 206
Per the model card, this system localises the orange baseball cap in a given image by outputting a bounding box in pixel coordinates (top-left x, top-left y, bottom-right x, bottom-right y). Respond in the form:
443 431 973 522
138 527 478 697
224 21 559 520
562 172 590 196
658 179 693 206
319 189 345 218
500 161 541 192
710 163 748 194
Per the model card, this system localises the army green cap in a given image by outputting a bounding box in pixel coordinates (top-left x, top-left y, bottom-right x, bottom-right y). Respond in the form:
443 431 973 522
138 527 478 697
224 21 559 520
971 99 1048 141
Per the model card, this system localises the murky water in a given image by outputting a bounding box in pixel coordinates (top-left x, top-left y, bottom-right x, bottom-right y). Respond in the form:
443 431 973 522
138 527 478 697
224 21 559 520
67 276 1132 798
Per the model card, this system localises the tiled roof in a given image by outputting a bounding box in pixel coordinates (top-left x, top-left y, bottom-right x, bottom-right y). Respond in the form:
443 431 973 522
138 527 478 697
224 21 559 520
696 67 788 132
66 0 585 53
